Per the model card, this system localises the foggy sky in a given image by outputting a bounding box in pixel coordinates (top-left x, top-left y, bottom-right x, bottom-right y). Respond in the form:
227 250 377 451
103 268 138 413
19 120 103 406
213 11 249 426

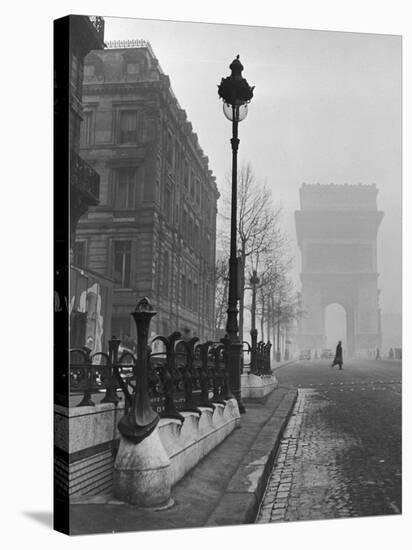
104 17 401 316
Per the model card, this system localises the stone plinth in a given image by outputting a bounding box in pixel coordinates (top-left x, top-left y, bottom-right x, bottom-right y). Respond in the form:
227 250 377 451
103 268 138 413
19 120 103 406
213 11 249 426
113 428 173 508
55 397 240 504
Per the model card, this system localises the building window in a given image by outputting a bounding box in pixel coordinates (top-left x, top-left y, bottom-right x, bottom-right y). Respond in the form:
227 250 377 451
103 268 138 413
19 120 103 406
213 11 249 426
115 168 135 209
205 285 211 317
73 241 86 267
163 252 169 297
193 283 198 312
113 241 132 288
181 275 186 306
187 279 192 310
119 110 138 144
126 62 140 75
84 64 95 78
80 111 93 145
70 51 82 91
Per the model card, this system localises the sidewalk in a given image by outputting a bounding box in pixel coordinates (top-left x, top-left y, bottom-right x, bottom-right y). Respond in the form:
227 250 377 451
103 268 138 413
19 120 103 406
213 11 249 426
69 386 298 535
271 359 297 371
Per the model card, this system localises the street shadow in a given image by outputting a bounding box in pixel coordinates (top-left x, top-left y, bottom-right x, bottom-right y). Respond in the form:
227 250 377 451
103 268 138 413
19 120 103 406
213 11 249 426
23 511 53 529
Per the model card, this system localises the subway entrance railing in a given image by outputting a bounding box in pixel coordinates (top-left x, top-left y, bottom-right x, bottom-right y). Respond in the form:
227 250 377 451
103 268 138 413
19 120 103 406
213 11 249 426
57 297 273 418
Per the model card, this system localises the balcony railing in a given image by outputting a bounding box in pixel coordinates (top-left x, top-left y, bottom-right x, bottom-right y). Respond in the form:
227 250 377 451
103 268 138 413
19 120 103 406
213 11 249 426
70 150 100 203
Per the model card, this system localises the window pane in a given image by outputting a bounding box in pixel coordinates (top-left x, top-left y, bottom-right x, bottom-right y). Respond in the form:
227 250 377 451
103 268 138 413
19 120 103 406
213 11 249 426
119 111 137 143
193 283 198 312
115 169 135 208
80 112 93 145
181 275 186 306
114 241 131 287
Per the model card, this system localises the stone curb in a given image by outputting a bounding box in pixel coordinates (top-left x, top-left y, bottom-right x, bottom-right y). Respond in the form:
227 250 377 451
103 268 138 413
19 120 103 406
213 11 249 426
206 388 298 527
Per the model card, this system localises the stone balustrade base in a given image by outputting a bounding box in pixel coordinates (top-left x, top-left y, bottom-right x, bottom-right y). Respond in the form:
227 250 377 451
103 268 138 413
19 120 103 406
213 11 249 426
55 398 240 504
241 373 278 399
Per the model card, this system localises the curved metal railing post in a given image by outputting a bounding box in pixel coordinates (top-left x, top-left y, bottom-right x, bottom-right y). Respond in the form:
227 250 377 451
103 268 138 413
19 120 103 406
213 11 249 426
198 341 214 408
211 344 225 404
101 336 121 404
77 347 95 407
117 297 159 444
179 337 200 412
250 327 258 374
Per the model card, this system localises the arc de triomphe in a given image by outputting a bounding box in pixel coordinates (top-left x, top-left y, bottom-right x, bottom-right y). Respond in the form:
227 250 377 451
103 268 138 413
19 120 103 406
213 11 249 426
295 183 383 357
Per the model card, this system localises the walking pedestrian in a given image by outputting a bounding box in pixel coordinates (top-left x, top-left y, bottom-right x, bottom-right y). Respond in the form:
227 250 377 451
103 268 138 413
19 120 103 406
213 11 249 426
376 348 381 360
331 340 343 370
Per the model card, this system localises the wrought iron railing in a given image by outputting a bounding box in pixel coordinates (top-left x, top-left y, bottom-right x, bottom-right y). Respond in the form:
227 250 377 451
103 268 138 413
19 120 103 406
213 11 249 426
70 150 100 202
63 333 231 413
243 340 272 376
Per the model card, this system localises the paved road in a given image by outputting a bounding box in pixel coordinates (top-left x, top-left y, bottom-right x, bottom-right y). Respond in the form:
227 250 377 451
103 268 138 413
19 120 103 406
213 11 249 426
256 359 402 523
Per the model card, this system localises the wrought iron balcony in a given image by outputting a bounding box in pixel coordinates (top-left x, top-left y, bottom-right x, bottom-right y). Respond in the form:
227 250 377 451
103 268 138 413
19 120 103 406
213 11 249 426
70 149 100 204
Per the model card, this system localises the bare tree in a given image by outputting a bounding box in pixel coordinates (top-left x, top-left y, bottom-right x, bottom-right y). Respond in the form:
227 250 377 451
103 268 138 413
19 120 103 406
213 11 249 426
214 254 229 334
219 163 285 341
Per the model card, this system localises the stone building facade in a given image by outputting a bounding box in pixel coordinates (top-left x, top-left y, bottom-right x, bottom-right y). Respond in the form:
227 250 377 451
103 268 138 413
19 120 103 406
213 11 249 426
295 183 383 357
76 40 219 341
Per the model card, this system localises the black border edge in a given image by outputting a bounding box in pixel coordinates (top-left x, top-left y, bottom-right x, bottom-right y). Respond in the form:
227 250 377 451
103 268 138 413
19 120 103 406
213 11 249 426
53 15 70 536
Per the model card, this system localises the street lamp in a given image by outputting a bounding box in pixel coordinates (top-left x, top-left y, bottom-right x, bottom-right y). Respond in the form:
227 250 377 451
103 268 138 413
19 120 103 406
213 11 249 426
218 55 254 413
249 270 260 373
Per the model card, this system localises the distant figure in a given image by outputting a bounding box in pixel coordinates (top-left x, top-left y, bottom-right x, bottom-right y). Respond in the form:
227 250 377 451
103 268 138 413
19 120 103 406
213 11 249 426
388 347 394 360
376 348 381 360
331 341 343 370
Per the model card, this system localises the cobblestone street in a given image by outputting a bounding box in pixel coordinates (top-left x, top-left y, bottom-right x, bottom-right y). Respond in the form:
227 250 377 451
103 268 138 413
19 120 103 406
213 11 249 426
256 359 401 523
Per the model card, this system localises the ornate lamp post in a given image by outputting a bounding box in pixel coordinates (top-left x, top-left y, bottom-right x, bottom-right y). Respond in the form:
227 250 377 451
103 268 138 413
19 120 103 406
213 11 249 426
249 270 260 373
218 55 254 413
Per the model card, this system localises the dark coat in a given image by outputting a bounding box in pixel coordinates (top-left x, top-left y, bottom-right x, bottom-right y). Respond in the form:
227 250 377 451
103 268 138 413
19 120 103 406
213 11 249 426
333 343 343 365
